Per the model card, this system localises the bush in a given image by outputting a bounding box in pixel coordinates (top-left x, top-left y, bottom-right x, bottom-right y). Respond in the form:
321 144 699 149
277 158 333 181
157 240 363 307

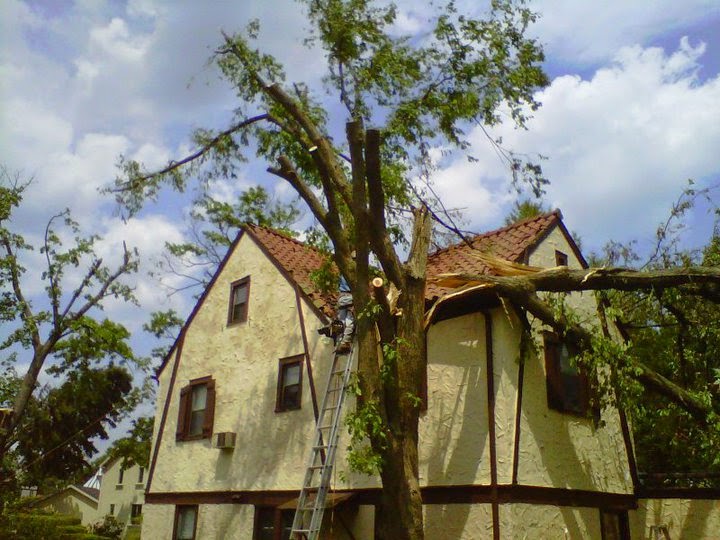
89 515 123 540
0 510 94 539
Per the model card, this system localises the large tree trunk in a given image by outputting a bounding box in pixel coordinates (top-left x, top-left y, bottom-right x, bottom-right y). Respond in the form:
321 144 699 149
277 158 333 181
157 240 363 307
375 209 431 540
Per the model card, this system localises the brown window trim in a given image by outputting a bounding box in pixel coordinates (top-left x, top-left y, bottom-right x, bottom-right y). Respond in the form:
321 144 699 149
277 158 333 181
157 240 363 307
228 276 251 325
173 504 199 540
275 355 303 413
555 250 569 266
599 509 630 540
544 333 589 416
176 376 216 442
253 506 294 540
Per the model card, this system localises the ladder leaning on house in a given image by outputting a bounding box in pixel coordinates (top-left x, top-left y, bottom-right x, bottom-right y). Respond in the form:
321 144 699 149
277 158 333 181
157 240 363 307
290 341 355 540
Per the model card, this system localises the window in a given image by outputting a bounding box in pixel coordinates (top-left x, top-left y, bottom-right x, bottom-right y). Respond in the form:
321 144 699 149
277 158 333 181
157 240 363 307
109 504 115 516
137 467 144 484
544 334 589 415
555 249 569 266
600 510 630 540
176 376 216 441
131 504 143 519
228 276 251 324
118 467 124 484
254 507 294 540
174 505 198 540
275 356 303 412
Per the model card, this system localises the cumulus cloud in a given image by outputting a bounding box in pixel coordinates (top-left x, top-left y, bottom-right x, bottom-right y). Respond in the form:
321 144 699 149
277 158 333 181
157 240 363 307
435 38 720 250
530 0 720 67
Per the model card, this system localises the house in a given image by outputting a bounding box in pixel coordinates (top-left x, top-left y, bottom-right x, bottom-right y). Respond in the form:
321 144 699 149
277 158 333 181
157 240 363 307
96 457 146 530
141 211 720 539
28 484 99 526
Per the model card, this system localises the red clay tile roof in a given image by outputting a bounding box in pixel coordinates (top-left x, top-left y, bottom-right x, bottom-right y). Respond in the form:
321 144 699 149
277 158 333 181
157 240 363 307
245 210 563 310
244 224 338 317
425 210 562 299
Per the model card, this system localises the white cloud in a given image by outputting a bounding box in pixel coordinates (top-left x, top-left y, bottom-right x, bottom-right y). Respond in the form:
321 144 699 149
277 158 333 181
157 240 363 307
95 215 189 329
530 0 720 66
445 39 720 250
89 17 150 62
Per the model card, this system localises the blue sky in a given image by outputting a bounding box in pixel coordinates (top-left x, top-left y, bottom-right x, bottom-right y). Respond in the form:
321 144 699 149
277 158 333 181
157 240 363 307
1 0 720 445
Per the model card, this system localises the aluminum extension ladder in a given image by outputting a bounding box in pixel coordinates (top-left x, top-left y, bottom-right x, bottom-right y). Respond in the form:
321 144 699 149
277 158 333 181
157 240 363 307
290 342 355 539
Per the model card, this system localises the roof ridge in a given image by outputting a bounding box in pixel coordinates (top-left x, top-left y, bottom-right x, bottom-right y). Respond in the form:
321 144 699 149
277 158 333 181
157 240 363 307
429 209 561 259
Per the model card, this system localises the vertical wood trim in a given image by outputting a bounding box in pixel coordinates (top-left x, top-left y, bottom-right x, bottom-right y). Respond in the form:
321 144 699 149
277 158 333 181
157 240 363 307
146 329 186 493
295 285 319 421
484 311 500 540
618 407 639 491
511 347 525 485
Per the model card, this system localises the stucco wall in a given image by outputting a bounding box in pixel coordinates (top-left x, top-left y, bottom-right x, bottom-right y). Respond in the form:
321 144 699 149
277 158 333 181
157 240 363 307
97 460 145 525
631 498 720 539
35 489 98 526
421 312 491 486
500 502 602 539
145 224 635 537
149 234 376 496
424 503 493 539
514 225 633 493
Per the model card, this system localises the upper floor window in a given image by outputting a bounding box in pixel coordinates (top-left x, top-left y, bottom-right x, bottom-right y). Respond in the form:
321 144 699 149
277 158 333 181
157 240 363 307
544 334 589 415
555 250 569 266
117 467 124 484
228 276 251 324
275 355 303 412
176 376 216 441
174 505 198 540
137 466 144 484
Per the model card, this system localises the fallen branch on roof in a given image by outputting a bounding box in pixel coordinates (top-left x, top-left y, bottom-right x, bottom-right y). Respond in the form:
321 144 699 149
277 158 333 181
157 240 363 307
433 265 720 296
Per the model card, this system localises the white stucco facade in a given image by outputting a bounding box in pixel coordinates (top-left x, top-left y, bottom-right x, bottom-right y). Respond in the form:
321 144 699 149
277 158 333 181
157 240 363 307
142 220 720 539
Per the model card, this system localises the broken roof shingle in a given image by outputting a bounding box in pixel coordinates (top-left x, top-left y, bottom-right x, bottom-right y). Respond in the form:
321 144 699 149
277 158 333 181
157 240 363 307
246 210 562 308
425 210 562 299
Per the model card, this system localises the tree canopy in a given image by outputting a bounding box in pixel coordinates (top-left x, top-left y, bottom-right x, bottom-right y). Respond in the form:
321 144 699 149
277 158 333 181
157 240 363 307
0 167 144 497
109 1 720 538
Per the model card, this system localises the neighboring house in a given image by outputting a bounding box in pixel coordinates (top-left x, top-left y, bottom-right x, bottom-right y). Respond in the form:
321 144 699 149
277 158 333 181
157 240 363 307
141 212 720 539
96 457 146 528
29 484 99 526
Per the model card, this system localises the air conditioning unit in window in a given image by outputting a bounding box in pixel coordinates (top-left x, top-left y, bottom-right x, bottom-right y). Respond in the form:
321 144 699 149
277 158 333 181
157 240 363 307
214 432 237 450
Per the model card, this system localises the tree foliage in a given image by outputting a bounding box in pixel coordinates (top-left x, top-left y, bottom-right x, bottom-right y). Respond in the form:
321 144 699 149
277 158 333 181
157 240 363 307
108 2 583 538
14 365 136 491
106 416 154 470
0 167 142 493
158 186 301 294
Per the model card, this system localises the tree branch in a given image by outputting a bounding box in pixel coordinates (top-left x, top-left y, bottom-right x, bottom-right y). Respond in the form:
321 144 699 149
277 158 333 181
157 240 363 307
444 266 720 295
111 114 272 192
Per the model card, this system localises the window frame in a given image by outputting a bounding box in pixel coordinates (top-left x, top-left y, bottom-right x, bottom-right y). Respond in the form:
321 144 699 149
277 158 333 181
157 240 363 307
173 505 199 540
555 249 569 266
109 504 115 516
228 276 251 325
137 466 144 484
131 503 143 519
117 467 124 485
275 355 304 413
253 506 294 540
599 509 630 540
544 333 589 416
176 376 216 442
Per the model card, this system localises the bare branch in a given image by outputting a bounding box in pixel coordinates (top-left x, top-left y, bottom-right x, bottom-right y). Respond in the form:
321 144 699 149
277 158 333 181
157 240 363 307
112 114 271 193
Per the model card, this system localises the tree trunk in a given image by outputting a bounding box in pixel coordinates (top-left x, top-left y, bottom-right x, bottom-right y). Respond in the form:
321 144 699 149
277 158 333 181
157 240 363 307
375 208 431 540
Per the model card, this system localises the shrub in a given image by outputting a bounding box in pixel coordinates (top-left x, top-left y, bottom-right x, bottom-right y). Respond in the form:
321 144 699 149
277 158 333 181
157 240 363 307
90 515 123 540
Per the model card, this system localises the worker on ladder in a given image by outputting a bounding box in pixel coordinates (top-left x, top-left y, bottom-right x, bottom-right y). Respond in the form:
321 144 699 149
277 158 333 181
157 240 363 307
319 276 355 354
